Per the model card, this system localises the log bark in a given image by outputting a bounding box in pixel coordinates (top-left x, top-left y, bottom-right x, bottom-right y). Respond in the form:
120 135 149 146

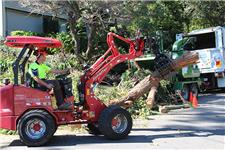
159 104 190 113
146 85 158 109
109 51 199 108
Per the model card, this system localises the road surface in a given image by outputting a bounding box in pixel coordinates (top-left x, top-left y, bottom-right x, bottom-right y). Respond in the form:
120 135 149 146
1 93 225 150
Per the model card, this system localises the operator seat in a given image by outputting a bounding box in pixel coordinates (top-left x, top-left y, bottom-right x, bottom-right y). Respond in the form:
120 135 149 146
25 72 37 88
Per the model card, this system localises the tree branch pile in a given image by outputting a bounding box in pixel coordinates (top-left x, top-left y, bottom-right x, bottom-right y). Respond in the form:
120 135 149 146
109 51 199 108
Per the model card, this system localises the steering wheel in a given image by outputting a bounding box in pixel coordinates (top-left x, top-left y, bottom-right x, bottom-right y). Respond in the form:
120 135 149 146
55 71 70 80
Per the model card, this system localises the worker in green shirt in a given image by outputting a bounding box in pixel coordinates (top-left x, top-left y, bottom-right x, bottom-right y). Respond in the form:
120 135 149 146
28 49 72 110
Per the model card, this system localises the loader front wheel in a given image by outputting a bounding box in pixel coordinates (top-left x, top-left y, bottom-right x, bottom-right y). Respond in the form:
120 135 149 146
98 105 132 140
86 123 101 135
17 109 56 146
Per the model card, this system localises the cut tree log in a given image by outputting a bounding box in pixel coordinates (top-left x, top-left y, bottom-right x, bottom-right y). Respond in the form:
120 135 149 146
109 51 199 108
146 82 159 109
158 104 190 113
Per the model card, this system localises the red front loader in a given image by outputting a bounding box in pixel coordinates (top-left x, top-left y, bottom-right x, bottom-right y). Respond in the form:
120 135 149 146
0 32 145 146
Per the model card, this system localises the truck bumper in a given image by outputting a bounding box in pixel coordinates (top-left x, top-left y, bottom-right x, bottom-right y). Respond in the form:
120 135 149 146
0 116 17 130
174 80 202 91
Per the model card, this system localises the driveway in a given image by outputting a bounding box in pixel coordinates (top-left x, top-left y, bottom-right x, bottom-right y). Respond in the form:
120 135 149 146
1 93 225 150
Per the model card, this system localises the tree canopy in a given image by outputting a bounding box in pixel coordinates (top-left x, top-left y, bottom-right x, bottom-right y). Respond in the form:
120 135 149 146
18 0 225 61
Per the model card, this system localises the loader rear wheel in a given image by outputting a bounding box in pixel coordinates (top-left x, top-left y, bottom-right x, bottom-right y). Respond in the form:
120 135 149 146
98 105 132 140
17 109 56 146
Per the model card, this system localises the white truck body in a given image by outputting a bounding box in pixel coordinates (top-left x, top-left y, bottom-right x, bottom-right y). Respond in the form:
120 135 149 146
178 26 225 88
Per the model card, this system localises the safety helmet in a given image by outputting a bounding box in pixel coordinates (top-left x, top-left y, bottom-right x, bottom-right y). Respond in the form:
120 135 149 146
35 48 47 58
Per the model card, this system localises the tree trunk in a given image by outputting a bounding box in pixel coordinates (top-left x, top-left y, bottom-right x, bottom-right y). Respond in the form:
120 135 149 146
109 51 199 108
86 24 96 58
66 1 86 63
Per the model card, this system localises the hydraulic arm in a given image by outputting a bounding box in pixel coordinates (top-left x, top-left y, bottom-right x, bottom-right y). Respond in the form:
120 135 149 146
77 32 145 110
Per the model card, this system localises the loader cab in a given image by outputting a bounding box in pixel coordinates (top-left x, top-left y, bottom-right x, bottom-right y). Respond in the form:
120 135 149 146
3 36 75 102
4 36 62 85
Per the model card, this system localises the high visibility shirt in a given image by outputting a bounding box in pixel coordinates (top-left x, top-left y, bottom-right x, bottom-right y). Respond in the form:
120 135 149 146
28 62 51 79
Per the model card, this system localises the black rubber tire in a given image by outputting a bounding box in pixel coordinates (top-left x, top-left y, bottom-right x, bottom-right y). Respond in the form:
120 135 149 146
52 126 58 135
17 109 56 147
98 105 132 140
190 83 198 98
86 123 102 135
181 84 190 101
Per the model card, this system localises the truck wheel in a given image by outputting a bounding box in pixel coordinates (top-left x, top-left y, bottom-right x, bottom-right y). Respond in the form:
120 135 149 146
190 84 198 98
98 105 132 140
86 123 101 135
181 84 190 101
17 110 56 146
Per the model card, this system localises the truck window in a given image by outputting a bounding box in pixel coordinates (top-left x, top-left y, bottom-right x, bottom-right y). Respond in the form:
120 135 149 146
184 32 216 50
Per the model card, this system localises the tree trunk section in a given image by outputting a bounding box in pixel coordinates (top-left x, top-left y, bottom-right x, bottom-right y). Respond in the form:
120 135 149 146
146 85 158 109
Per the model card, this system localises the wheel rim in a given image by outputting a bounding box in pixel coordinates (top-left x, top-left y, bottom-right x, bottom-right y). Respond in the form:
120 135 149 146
25 118 46 140
191 84 198 96
111 114 128 133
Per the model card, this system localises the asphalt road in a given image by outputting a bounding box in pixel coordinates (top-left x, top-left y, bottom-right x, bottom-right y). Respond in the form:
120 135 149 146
1 93 225 150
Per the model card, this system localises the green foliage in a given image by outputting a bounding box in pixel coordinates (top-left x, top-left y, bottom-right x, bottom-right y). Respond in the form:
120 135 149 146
0 43 18 82
48 32 74 54
0 50 14 74
186 1 225 30
46 53 81 71
124 1 186 52
155 80 174 104
0 129 17 135
10 30 41 36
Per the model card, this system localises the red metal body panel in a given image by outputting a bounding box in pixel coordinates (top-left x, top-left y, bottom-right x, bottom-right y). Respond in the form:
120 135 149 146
0 85 55 130
0 116 17 130
53 110 75 125
5 36 62 48
83 96 107 122
53 96 76 125
13 85 53 116
0 84 14 116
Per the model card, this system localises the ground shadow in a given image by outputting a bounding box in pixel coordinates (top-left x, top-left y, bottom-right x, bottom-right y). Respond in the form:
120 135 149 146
7 126 224 148
4 93 225 148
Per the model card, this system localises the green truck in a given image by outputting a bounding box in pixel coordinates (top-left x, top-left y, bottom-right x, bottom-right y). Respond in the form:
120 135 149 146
171 26 225 100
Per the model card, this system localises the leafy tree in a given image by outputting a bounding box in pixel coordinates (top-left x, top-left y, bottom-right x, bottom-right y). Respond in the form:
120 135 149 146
186 1 225 30
18 0 125 62
18 0 225 57
124 1 187 51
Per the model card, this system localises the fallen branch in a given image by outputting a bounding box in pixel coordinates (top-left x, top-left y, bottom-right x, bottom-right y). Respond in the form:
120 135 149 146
158 104 190 113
